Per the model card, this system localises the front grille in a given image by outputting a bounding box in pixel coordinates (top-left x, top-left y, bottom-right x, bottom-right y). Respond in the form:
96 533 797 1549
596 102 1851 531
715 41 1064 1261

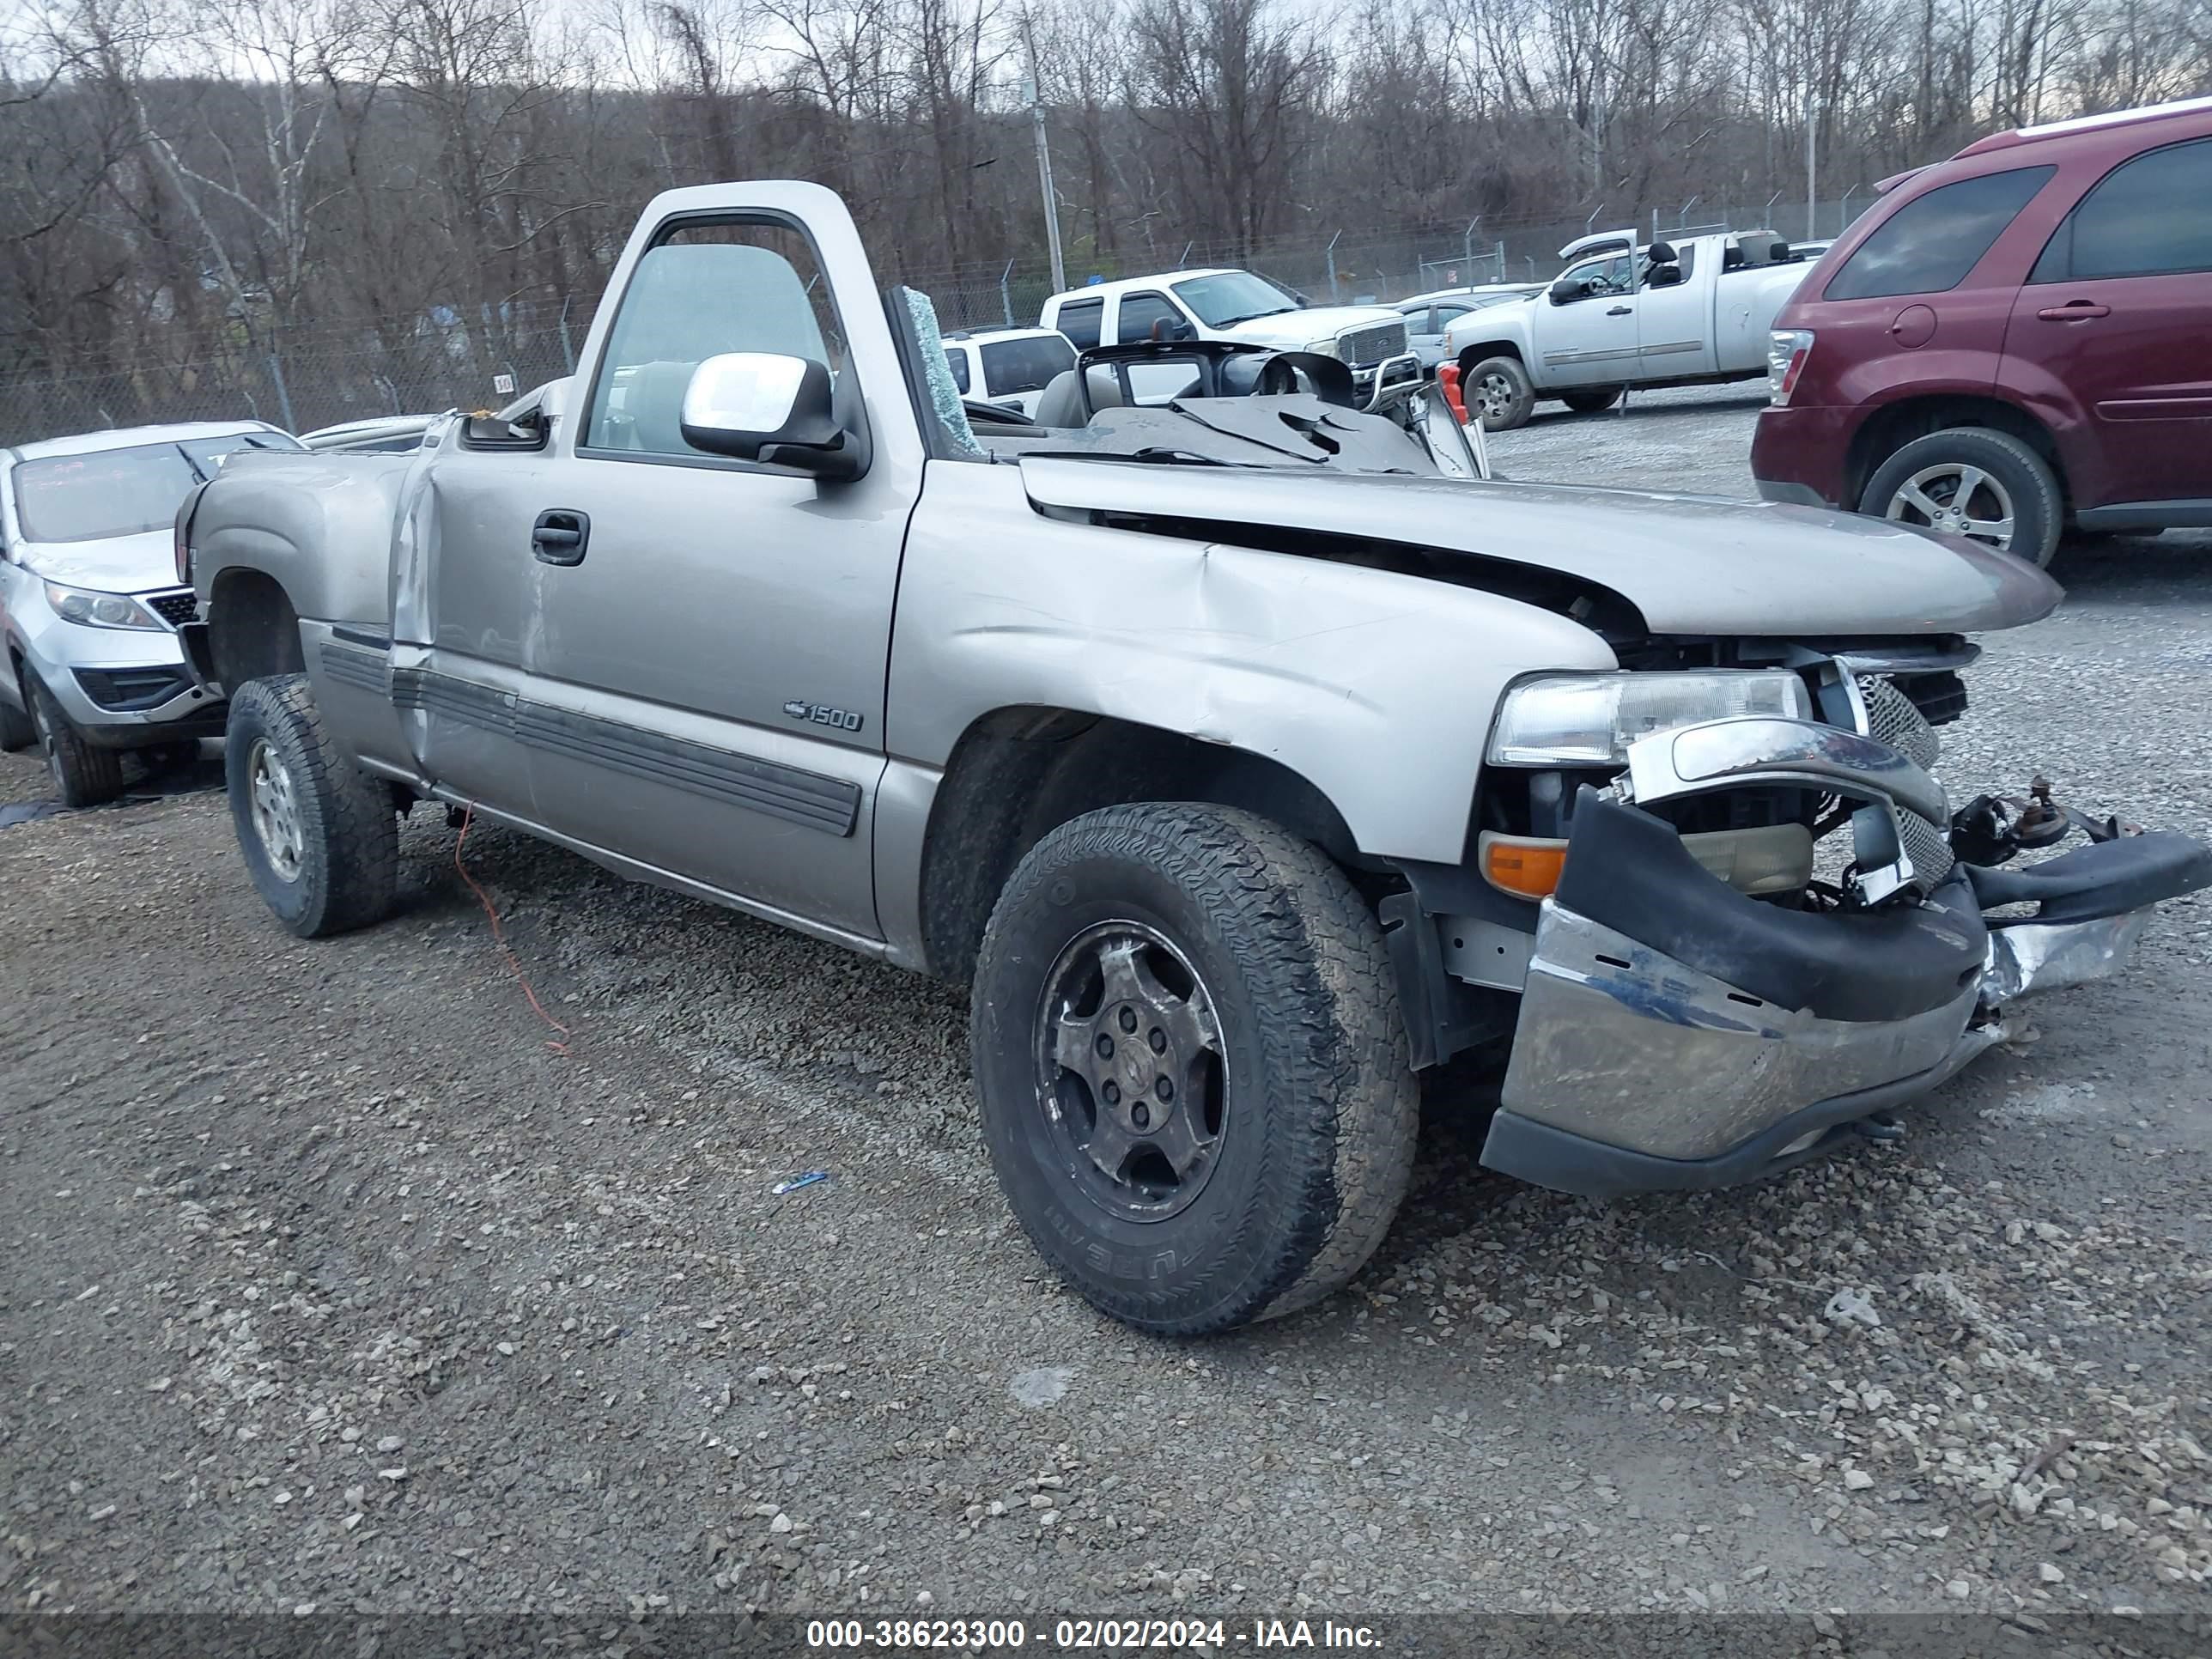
1899 807 1956 887
1336 321 1407 368
145 590 199 629
74 666 191 710
1858 675 1939 769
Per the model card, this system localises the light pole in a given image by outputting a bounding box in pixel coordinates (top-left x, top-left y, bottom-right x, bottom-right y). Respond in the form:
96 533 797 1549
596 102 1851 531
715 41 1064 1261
1805 97 1822 242
1021 11 1066 293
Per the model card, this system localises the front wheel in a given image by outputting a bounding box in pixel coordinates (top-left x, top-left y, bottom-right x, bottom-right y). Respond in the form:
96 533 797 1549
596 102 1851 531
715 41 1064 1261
971 804 1419 1335
225 674 398 938
1463 356 1535 432
1860 426 2063 568
1559 386 1624 414
26 673 125 808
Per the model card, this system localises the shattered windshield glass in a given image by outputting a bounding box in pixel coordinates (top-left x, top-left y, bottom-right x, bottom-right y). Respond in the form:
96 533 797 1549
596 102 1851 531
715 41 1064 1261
897 288 983 459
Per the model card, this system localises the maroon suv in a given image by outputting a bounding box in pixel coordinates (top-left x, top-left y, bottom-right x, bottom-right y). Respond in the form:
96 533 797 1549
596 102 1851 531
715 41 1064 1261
1752 94 2212 567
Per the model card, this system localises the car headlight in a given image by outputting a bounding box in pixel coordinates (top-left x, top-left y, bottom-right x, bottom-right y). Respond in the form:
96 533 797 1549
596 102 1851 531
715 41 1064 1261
44 580 164 631
1488 671 1815 766
1304 338 1340 358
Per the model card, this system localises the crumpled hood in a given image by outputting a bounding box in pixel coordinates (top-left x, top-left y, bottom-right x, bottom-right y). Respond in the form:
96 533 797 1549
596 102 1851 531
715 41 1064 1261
1221 305 1403 349
18 530 179 594
1016 461 2062 636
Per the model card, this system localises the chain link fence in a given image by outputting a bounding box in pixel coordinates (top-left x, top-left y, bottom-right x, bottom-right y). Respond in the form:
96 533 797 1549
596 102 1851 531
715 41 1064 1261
3 195 1875 447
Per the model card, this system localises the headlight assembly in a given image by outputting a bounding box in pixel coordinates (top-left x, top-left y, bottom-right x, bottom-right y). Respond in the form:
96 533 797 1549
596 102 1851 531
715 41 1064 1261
1487 671 1815 767
1304 338 1340 357
44 580 164 631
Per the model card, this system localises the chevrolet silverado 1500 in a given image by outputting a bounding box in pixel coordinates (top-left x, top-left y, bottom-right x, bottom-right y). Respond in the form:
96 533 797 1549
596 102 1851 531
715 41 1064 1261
178 181 2209 1335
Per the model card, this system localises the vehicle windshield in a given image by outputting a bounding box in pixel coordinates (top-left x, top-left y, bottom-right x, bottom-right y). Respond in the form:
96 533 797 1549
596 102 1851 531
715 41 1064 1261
979 333 1076 395
11 433 295 543
1170 271 1302 328
14 444 175 542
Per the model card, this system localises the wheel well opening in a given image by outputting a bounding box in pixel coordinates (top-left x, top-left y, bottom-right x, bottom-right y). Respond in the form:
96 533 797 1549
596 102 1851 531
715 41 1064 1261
1845 396 2066 512
1456 342 1524 373
917 707 1359 983
207 569 306 692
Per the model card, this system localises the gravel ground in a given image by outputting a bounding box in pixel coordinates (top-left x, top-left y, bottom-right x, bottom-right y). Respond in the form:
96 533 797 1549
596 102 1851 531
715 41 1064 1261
4 389 2209 1629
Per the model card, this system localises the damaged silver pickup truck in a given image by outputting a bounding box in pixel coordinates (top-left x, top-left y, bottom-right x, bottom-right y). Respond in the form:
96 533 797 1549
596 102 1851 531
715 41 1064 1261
176 181 2209 1336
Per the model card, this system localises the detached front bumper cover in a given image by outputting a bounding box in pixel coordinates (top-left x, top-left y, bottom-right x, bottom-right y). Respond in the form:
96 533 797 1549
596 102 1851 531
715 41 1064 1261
1483 738 2211 1199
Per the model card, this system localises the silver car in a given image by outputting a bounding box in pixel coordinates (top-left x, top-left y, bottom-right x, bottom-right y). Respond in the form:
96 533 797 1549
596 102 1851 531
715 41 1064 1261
1394 284 1543 367
0 421 301 805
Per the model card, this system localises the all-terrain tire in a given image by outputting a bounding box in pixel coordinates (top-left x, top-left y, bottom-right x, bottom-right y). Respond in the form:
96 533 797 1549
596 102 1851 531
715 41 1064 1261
1463 355 1536 432
971 803 1419 1335
1560 386 1625 414
225 673 398 939
27 673 125 807
1860 425 2064 568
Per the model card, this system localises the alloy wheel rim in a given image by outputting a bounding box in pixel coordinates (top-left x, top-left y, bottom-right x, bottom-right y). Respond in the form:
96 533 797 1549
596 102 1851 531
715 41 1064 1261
1477 374 1515 419
1887 463 2018 552
1032 921 1228 1223
246 738 306 880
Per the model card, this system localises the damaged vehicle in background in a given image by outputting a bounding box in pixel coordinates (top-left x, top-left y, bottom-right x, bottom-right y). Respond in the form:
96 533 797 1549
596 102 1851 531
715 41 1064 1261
1 420 301 805
177 182 2209 1337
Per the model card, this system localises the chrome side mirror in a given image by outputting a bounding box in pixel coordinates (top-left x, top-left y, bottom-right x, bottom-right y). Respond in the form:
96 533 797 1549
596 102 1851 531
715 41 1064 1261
680 352 860 480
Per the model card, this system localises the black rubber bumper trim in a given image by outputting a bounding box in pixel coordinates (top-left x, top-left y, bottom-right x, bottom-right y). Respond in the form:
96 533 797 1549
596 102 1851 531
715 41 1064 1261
1557 789 1987 1024
1480 1035 1988 1199
1965 832 2212 924
176 621 218 688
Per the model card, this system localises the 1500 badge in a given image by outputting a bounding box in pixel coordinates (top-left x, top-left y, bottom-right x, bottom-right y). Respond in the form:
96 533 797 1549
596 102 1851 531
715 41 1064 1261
784 699 864 732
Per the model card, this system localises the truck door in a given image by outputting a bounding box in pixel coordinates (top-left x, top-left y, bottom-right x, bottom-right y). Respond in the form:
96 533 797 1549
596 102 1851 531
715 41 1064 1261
392 437 552 824
2006 135 2212 514
1633 244 1718 378
499 202 921 940
1536 251 1640 387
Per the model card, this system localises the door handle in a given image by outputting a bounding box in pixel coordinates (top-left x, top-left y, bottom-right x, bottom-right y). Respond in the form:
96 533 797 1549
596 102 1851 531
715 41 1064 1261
532 509 589 566
1607 305 1633 316
2037 301 2110 321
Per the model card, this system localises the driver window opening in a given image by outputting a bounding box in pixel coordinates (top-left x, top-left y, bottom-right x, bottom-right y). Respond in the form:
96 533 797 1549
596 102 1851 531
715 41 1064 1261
585 221 845 459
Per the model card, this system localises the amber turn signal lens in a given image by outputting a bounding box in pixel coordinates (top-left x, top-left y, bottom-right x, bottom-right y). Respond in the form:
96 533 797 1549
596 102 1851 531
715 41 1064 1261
1480 833 1568 899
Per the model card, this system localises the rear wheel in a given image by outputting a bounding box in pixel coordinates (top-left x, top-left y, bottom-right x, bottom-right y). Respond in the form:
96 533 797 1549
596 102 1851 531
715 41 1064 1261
1560 386 1624 414
225 674 398 938
1463 356 1535 432
26 674 125 808
971 803 1419 1335
1861 426 2063 568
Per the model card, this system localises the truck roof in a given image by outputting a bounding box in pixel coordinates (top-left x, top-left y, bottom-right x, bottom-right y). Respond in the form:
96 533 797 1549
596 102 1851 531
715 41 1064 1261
1556 227 1778 262
1042 269 1243 309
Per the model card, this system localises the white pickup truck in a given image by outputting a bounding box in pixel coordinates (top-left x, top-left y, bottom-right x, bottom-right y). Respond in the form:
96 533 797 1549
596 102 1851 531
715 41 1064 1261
1443 229 1818 429
1041 269 1424 406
